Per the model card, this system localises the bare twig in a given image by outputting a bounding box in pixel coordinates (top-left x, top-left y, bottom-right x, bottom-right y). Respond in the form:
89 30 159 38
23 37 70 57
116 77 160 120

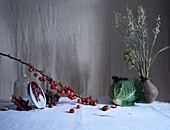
0 52 51 80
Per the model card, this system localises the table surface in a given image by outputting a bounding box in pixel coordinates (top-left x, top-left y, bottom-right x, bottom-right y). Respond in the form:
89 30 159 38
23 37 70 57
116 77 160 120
0 97 170 130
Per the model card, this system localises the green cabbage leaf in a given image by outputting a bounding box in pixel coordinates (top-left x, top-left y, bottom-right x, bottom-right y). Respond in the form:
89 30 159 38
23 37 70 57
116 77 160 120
108 76 147 106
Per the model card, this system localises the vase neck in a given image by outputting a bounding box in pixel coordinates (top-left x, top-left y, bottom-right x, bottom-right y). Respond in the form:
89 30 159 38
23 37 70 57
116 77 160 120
140 76 151 82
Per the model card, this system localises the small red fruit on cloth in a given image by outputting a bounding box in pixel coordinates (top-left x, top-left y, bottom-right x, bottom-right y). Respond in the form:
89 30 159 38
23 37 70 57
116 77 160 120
77 105 81 109
70 108 75 113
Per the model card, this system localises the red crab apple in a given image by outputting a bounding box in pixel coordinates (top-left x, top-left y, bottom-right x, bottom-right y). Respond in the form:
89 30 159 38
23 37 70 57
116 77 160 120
70 108 75 113
77 105 81 109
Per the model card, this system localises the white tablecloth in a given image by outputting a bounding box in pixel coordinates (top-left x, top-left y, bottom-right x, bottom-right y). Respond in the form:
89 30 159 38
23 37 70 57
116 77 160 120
0 97 170 130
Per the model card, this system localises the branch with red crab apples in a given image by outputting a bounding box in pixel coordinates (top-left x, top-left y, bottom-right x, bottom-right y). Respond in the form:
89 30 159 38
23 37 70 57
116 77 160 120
0 52 98 107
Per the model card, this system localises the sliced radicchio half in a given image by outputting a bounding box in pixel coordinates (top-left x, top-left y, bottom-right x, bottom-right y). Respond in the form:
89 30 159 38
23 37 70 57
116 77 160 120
29 81 46 108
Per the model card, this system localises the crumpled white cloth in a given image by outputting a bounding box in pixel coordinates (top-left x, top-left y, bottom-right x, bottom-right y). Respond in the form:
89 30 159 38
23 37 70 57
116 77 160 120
0 97 170 130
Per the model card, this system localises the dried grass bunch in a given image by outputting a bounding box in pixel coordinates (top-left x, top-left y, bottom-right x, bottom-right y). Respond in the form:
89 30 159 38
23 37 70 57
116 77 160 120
114 5 170 78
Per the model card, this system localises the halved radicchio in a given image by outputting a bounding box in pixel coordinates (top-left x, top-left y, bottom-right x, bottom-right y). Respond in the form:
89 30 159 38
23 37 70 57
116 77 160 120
28 81 46 108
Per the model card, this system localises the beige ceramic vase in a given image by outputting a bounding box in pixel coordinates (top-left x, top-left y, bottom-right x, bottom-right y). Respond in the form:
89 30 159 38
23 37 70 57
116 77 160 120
141 78 158 103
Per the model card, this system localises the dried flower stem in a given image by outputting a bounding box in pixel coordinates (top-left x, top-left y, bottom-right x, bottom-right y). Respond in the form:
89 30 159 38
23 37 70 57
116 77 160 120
115 5 170 78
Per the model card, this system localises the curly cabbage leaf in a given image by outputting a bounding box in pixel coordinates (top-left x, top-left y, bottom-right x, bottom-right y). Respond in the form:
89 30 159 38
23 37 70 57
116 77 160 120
109 77 147 106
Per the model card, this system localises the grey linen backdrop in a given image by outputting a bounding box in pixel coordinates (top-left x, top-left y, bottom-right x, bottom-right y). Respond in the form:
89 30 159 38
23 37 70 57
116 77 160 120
0 0 170 101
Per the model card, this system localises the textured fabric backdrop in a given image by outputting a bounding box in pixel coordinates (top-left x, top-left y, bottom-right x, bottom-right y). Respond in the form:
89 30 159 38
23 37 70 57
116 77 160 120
0 0 170 101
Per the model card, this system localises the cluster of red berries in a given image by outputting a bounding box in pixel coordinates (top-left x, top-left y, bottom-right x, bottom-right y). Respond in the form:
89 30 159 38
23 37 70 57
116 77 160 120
0 53 98 109
57 85 76 95
28 65 98 107
77 96 98 106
